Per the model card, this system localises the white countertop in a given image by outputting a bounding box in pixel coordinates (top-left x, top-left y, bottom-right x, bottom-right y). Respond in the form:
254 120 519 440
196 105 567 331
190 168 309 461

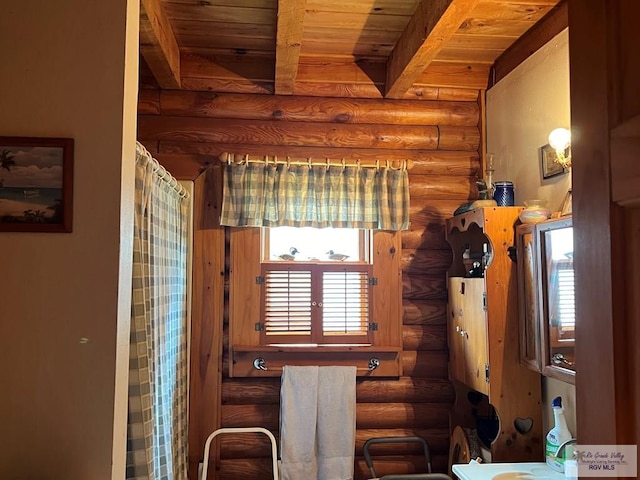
452 462 564 480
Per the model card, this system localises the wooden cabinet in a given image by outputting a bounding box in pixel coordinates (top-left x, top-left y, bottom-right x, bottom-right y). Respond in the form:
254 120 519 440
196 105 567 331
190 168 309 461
448 277 489 395
446 207 543 462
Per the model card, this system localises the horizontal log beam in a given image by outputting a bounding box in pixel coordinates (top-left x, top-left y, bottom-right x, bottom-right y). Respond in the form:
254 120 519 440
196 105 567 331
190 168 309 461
219 402 450 432
221 377 454 405
159 90 479 126
138 115 479 151
137 139 159 154
221 404 279 430
403 299 448 326
212 427 451 459
355 453 449 479
438 125 481 150
403 275 448 301
193 156 473 181
401 249 453 276
156 142 480 176
416 86 479 102
403 324 448 351
153 153 214 180
401 228 448 250
402 350 449 378
139 59 160 89
360 428 451 455
214 452 450 480
293 82 479 101
402 200 469 249
138 89 160 115
409 200 465 224
409 175 477 200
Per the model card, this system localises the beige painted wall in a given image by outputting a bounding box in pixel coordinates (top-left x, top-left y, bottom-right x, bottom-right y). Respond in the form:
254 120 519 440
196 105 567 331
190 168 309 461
487 29 572 214
0 1 139 478
486 29 577 439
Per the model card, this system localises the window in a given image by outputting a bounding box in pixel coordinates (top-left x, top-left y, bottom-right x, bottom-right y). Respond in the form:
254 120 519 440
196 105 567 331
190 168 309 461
228 226 402 377
553 259 575 340
261 227 371 345
261 264 372 344
266 226 365 262
547 228 575 342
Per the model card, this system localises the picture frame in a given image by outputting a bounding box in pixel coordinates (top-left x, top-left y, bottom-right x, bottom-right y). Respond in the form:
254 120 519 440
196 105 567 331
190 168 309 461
561 189 572 216
540 143 568 179
0 136 74 232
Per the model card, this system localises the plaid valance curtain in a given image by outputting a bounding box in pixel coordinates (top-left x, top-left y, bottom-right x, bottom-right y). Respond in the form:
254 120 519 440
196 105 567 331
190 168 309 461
220 162 410 230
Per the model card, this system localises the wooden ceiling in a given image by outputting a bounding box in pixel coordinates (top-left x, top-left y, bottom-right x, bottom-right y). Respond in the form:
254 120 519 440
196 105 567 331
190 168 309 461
140 0 564 99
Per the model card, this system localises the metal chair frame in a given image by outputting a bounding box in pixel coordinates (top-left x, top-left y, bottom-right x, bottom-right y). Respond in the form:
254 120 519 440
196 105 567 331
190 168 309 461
200 427 279 480
363 436 453 480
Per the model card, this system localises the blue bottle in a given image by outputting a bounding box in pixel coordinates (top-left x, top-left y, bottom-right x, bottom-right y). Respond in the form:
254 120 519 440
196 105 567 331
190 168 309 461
493 181 515 206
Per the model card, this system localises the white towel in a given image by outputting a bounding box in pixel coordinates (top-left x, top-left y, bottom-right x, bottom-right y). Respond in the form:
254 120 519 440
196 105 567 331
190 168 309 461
279 366 319 480
279 365 357 480
317 366 356 480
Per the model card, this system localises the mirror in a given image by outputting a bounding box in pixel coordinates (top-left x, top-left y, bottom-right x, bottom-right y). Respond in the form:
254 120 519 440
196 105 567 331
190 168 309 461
540 220 575 382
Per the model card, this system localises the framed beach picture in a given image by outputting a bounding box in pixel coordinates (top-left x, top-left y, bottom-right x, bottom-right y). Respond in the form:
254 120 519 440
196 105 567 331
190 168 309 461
0 137 73 232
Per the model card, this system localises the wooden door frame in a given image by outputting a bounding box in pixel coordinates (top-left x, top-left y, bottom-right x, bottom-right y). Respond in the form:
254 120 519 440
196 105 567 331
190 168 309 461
569 0 638 445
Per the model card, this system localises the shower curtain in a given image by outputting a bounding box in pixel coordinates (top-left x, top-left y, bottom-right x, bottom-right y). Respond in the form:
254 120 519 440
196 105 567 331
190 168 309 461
127 143 190 480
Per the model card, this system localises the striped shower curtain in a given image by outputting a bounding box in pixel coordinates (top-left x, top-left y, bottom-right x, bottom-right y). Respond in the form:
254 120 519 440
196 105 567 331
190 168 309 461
127 143 190 480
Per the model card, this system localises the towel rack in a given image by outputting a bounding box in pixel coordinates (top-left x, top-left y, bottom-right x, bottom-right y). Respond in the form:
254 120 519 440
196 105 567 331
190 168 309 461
253 356 381 372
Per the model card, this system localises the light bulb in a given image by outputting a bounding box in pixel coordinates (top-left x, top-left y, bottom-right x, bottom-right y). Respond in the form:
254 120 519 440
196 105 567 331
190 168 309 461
548 128 571 151
548 127 572 168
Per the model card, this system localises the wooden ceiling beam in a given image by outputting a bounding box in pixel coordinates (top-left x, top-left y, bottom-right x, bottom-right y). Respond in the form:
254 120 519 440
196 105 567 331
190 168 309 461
385 0 481 99
140 0 181 89
275 0 308 95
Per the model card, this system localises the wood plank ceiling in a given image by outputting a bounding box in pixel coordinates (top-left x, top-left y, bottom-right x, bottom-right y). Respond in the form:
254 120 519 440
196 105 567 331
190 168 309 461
140 0 563 98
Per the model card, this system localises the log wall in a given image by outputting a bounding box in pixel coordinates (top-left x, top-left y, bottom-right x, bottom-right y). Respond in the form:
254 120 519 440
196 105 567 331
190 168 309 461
137 88 481 479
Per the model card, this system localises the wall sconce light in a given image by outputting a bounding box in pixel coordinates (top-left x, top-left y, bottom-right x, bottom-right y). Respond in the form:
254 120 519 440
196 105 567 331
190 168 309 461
548 127 572 168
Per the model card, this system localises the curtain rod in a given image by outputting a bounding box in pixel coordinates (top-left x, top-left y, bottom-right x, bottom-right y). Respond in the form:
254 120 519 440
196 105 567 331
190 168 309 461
136 143 190 199
218 152 414 170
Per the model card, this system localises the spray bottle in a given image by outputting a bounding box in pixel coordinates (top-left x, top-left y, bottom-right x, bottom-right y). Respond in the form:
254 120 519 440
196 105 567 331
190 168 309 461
545 396 573 473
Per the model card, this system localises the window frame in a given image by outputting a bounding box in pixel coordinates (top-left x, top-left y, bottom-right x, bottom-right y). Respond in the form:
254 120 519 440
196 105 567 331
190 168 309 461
228 227 403 377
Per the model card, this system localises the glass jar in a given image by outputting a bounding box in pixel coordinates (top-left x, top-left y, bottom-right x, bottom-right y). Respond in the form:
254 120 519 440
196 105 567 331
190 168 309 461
493 181 515 206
